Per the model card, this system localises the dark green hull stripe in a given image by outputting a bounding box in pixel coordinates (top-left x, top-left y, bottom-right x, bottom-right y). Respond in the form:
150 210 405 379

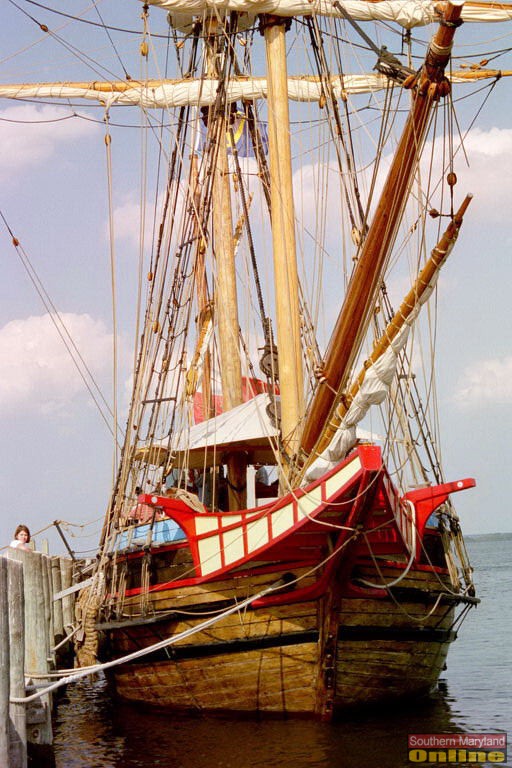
338 626 456 643
111 629 320 665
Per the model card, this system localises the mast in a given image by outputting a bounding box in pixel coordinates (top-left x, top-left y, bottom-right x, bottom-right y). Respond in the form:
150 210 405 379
189 154 214 422
261 15 304 461
206 17 247 509
299 0 466 459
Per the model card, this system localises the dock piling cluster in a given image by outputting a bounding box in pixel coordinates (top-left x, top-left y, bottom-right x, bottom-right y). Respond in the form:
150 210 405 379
1 549 78 768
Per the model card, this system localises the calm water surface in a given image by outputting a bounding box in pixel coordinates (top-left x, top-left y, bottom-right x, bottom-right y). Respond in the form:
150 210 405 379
52 535 512 767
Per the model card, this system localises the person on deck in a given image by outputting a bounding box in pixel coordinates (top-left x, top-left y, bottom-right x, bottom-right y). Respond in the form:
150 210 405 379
10 524 31 551
126 487 156 525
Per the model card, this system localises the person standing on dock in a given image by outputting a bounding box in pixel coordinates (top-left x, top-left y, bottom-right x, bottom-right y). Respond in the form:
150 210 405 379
9 524 31 551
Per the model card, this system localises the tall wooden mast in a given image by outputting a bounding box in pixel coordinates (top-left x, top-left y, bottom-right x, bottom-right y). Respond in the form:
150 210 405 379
207 17 247 508
261 15 305 461
190 154 213 422
299 0 466 459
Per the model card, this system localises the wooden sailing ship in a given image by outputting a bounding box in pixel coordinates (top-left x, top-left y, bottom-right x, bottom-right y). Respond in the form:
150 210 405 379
5 0 511 717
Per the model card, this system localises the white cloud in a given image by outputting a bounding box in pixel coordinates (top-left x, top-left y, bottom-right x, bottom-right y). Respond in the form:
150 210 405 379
350 125 512 228
113 188 186 247
453 127 512 223
0 104 97 180
0 313 113 417
454 355 512 408
462 126 512 159
113 198 144 246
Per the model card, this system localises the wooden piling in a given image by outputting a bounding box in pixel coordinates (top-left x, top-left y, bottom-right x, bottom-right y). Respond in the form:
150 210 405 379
60 558 74 634
41 556 54 667
50 558 64 645
8 558 27 768
7 549 53 748
1 550 79 768
0 558 10 767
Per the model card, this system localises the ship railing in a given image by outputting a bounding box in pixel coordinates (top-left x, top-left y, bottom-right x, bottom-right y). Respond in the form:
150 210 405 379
395 499 417 557
113 519 186 553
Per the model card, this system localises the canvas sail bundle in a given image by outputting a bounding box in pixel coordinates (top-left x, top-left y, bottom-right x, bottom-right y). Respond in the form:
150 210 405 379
152 0 512 29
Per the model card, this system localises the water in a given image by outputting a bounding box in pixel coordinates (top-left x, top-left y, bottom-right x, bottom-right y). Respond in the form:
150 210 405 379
51 534 511 767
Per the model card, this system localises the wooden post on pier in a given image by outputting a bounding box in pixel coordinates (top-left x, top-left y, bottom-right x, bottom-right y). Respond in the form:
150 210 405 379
51 557 64 645
6 549 53 749
41 556 54 667
1 549 79 767
0 556 28 768
60 558 74 634
0 558 10 767
8 558 27 768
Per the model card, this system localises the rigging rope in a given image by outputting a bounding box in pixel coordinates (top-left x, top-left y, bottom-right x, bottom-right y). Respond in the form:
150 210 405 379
104 110 120 480
0 208 121 443
11 577 284 704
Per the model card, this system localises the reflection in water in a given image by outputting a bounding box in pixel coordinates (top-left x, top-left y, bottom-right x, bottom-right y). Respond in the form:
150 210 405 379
53 677 471 768
53 681 124 768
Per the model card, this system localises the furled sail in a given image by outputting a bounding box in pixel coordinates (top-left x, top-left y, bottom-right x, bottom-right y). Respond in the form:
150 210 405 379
149 0 512 29
0 76 391 107
0 70 508 108
304 322 412 481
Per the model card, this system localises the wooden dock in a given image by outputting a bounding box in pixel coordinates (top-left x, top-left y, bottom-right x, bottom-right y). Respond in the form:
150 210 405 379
1 549 79 768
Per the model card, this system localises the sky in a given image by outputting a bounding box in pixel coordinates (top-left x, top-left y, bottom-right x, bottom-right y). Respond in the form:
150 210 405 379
0 0 511 556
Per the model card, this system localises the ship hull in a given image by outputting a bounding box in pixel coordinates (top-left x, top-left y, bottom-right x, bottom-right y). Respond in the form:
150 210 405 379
100 562 459 717
97 447 473 718
334 564 456 712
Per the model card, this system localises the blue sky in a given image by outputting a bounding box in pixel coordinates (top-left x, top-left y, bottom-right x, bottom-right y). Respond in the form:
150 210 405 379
1 0 511 554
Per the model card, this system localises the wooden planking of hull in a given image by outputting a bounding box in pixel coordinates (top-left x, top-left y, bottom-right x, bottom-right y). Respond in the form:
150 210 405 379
102 566 460 716
334 564 458 712
98 446 477 718
114 643 320 714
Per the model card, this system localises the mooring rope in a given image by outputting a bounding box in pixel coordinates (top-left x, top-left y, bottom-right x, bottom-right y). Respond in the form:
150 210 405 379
10 578 283 705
